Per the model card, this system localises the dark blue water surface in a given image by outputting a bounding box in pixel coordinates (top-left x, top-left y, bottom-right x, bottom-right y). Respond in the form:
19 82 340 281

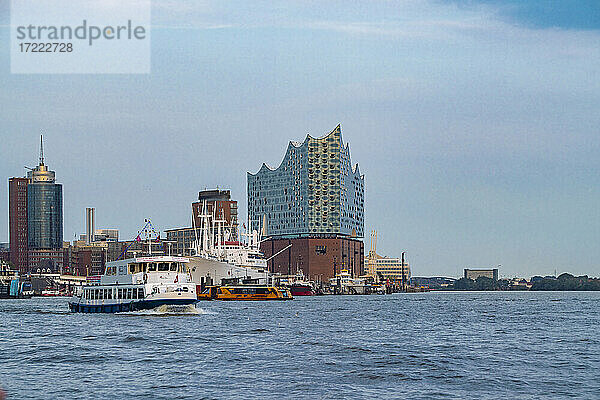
1 292 599 399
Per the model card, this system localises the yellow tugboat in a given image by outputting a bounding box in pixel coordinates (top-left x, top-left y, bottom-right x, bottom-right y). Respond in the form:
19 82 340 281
198 285 293 301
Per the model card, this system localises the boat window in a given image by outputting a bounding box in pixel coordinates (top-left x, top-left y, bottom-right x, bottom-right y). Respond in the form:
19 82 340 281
158 263 169 272
129 264 136 274
148 263 157 272
169 263 177 272
182 286 188 292
117 288 123 299
107 289 112 299
127 288 132 299
138 288 144 298
140 262 147 272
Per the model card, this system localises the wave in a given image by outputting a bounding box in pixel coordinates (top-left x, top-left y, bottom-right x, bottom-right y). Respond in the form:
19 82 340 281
118 304 217 316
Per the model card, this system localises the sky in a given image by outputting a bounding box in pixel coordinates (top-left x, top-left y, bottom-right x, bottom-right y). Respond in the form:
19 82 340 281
1 0 599 278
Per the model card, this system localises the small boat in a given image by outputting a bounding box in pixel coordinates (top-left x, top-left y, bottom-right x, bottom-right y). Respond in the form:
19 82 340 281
197 285 292 301
276 269 316 296
329 269 368 294
290 283 315 296
69 256 197 313
41 288 64 297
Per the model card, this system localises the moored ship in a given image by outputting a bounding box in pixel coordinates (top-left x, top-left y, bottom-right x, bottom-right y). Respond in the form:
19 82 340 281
0 263 32 299
290 283 315 297
197 285 292 300
276 270 316 296
69 256 197 313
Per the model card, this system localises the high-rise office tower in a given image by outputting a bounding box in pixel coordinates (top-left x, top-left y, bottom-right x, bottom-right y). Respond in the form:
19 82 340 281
27 136 63 250
9 136 64 273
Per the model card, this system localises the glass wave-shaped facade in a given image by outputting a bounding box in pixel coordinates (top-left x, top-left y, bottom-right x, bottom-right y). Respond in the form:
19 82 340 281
247 125 364 238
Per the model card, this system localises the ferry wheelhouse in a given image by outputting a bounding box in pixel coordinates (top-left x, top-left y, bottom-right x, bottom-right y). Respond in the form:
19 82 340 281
69 256 197 313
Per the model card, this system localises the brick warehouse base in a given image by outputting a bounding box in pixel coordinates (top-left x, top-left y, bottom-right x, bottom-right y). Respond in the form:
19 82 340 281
260 237 364 281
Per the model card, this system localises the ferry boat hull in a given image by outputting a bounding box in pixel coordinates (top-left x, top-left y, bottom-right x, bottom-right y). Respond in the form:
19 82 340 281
69 297 196 313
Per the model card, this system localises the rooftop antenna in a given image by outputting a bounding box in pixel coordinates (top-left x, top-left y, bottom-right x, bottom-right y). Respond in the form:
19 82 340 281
39 134 44 165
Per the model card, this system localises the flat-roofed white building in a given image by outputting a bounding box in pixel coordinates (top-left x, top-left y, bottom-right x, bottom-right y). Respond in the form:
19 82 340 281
364 230 410 283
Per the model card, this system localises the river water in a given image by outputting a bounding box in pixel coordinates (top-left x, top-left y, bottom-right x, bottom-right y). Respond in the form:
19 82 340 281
1 292 599 399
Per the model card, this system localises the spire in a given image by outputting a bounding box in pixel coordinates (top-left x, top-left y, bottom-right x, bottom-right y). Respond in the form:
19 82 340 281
39 135 44 166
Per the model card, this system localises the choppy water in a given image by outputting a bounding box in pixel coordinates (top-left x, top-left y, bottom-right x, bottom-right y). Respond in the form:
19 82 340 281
1 292 599 399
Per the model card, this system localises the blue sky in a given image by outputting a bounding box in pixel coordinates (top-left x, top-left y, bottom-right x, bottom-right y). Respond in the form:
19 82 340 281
1 0 599 278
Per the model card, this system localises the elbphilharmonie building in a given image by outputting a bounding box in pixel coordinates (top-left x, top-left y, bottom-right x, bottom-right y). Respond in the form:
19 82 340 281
247 125 365 279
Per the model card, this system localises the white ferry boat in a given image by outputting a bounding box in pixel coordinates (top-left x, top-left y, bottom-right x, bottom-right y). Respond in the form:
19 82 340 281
69 256 197 313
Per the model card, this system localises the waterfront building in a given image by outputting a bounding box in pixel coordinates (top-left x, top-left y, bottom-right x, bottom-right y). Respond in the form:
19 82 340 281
8 137 64 274
166 189 239 256
192 189 238 240
364 230 410 284
248 124 364 237
8 177 29 272
106 239 166 263
261 236 364 280
464 268 499 281
28 248 64 274
165 227 202 256
0 243 9 263
248 125 365 280
94 229 119 242
70 243 107 276
27 139 63 251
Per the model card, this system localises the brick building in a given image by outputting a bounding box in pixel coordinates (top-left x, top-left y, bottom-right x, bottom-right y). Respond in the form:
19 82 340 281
9 177 29 272
192 189 238 239
261 236 364 280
